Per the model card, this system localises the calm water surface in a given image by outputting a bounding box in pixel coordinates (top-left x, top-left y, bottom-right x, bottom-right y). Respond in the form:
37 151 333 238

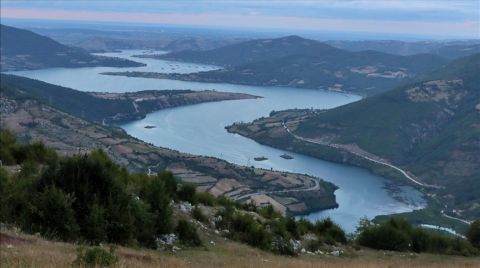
11 50 426 232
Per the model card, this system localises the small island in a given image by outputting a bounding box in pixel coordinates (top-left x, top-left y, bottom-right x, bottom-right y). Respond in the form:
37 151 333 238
280 153 294 160
254 156 268 161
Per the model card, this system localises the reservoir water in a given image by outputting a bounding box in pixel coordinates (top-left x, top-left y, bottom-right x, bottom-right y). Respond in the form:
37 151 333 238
11 50 426 232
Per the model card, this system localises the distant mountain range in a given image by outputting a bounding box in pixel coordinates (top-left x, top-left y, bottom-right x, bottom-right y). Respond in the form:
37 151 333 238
119 36 449 95
325 40 480 59
28 27 247 53
0 24 144 71
226 53 480 220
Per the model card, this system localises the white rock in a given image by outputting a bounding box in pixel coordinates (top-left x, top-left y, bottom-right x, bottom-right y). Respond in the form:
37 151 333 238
330 250 340 257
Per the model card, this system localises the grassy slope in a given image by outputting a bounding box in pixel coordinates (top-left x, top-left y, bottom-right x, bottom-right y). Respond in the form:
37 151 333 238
1 230 479 268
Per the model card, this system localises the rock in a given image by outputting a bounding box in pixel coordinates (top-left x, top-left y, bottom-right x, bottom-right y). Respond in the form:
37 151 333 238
330 250 340 257
210 240 216 245
6 244 14 249
172 246 181 252
178 201 193 213
301 248 306 254
289 239 302 252
156 233 177 247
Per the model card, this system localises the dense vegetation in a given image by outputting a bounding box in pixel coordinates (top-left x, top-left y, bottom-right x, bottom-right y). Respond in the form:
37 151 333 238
294 53 480 219
0 129 177 248
0 24 143 71
1 129 478 257
357 218 478 256
150 35 447 95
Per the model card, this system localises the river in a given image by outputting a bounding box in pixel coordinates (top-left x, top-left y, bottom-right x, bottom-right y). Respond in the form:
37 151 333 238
10 50 426 232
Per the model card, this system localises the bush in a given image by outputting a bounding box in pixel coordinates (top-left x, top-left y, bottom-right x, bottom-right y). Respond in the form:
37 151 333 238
192 206 208 223
314 218 346 244
177 183 197 204
357 217 478 256
74 246 118 267
195 191 216 206
175 219 202 246
467 220 480 248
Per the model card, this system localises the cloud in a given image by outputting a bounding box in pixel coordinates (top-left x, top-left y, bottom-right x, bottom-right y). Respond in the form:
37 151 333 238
1 1 478 38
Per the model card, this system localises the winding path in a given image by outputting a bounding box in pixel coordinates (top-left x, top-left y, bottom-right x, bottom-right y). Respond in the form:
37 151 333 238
282 121 442 189
281 121 476 225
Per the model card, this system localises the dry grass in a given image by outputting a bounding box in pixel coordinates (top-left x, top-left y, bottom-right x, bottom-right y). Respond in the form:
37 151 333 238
1 231 480 268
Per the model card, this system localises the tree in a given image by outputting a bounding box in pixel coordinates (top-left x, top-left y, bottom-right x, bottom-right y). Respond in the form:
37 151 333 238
34 186 79 241
142 174 173 235
84 202 108 244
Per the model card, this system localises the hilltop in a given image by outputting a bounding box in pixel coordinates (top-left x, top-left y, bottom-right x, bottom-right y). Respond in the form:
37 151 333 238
114 35 449 95
0 25 144 71
226 53 480 223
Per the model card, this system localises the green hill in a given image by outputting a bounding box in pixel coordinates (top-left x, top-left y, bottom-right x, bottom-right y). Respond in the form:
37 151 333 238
0 24 144 71
118 36 448 95
227 53 480 220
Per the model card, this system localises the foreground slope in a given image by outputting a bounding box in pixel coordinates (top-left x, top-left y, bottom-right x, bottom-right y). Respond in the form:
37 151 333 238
124 35 448 95
2 229 479 268
0 24 143 71
227 53 480 221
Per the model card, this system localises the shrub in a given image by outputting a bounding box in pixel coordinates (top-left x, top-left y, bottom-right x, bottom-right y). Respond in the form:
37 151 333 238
177 183 197 204
192 206 208 223
357 217 478 256
314 218 347 244
258 205 279 219
175 219 202 246
195 191 216 206
74 246 118 267
467 220 480 248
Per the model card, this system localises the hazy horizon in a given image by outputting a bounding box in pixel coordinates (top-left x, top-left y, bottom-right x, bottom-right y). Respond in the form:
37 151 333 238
1 0 479 40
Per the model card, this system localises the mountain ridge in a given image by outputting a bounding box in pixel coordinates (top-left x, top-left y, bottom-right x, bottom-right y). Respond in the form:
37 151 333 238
110 35 448 95
0 24 144 71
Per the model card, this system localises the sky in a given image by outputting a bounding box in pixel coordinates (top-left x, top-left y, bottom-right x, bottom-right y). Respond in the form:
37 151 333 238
1 0 479 39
